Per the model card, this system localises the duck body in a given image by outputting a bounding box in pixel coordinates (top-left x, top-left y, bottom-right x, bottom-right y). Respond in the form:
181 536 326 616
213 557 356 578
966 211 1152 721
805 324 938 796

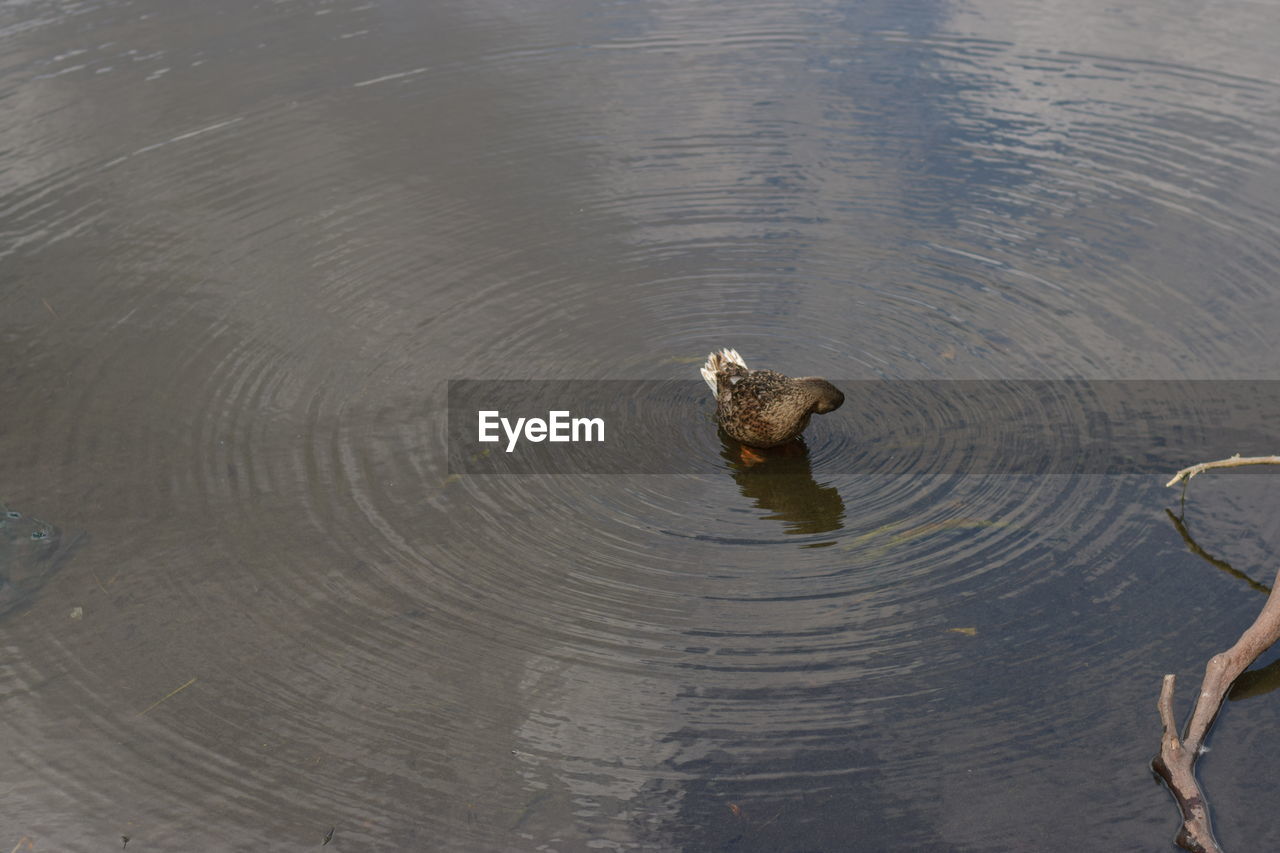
701 348 844 448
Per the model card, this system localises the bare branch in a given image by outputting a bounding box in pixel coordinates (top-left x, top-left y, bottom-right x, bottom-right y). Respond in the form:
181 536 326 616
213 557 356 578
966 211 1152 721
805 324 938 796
1165 454 1280 488
1153 461 1280 851
1153 674 1219 853
1155 564 1280 852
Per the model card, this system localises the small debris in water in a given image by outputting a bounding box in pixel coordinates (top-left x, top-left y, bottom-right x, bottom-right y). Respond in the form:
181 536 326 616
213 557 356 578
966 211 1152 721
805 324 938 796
137 676 198 716
122 837 130 849
949 627 978 636
70 606 84 620
322 826 335 845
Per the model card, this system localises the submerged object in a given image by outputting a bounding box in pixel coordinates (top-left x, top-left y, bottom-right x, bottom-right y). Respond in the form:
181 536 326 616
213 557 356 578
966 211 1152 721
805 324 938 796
0 505 83 619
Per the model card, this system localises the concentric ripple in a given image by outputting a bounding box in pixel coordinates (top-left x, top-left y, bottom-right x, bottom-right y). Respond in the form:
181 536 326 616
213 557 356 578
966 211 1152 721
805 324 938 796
2 0 1279 850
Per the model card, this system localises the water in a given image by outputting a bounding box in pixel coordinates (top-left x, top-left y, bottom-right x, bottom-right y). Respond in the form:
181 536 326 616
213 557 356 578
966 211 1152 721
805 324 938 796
2 0 1279 850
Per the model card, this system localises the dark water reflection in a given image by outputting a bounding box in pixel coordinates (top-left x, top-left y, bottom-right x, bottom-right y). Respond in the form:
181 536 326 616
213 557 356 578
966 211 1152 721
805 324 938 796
718 437 846 538
2 0 1280 850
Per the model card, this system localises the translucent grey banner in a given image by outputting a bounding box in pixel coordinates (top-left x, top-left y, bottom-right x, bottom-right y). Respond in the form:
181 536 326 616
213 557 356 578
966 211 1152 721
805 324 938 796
446 380 1280 475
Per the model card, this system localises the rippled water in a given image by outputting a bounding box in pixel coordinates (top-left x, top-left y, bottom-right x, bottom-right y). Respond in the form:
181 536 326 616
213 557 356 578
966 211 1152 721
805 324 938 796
3 0 1279 850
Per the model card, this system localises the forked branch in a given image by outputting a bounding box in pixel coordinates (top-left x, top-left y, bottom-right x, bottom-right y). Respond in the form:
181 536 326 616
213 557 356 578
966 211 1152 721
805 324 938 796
1154 456 1280 851
1154 572 1280 852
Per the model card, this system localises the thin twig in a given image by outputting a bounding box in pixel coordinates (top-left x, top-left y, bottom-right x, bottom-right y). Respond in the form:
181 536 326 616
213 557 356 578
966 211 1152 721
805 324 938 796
88 565 110 596
137 676 197 717
1165 454 1280 488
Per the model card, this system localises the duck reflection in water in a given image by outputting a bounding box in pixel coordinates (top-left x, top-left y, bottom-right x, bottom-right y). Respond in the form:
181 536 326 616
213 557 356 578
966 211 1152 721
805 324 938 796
718 433 845 539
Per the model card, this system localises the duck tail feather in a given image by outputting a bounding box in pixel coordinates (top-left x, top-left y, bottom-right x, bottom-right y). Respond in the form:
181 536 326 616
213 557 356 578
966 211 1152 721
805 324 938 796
700 348 748 396
700 363 718 395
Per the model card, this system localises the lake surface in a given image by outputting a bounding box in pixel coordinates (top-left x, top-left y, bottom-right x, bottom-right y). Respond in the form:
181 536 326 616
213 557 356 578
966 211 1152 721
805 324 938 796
2 0 1279 850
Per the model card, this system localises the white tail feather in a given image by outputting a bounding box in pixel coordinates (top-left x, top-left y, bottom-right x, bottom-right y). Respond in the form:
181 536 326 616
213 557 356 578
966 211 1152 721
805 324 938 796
700 366 716 395
700 348 748 396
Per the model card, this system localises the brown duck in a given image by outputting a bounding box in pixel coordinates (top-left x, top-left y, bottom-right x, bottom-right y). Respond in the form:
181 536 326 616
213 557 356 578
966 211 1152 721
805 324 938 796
701 348 844 448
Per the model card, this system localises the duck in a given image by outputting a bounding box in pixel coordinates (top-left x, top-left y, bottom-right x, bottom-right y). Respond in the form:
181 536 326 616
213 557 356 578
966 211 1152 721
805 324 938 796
701 348 844 448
